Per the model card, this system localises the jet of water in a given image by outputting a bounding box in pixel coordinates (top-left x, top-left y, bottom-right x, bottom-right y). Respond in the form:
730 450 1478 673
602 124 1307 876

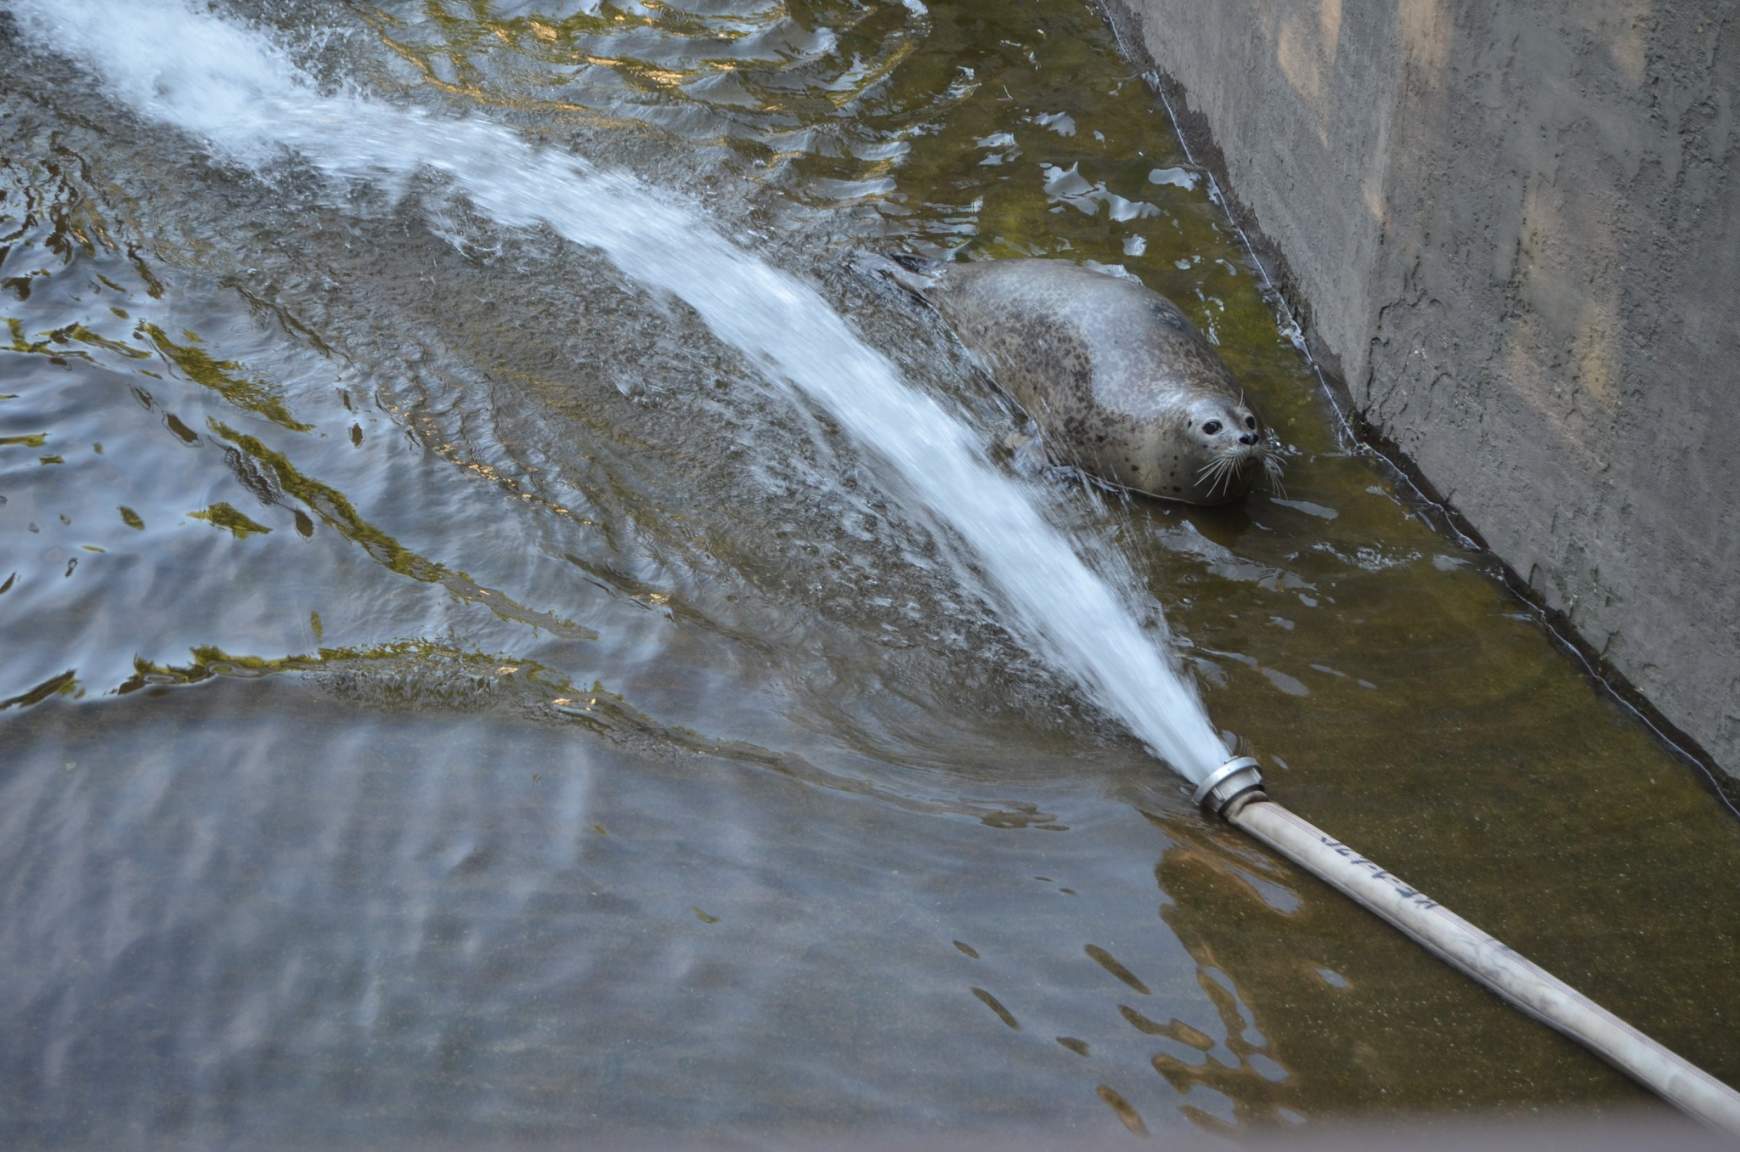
13 0 1233 784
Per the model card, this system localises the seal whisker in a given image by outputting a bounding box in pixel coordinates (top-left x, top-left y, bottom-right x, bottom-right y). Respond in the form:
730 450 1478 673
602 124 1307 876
1206 450 1240 498
1222 454 1245 498
1262 451 1287 499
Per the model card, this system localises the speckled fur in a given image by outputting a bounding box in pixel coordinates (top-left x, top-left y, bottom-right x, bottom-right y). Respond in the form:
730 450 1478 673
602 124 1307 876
934 260 1264 504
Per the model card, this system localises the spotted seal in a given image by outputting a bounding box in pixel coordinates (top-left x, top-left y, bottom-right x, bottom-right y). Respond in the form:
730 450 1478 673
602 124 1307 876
930 259 1280 505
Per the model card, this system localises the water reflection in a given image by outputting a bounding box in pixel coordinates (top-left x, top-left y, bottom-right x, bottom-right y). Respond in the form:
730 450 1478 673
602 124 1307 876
0 682 1211 1143
1146 812 1651 1131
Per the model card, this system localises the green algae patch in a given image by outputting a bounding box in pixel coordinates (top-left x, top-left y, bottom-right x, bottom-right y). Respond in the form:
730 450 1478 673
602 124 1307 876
113 642 573 715
0 669 79 710
189 502 272 539
208 420 597 641
139 322 314 432
63 322 151 360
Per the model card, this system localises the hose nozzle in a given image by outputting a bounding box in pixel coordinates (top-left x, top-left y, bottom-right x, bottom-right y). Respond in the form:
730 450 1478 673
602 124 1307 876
1193 756 1265 817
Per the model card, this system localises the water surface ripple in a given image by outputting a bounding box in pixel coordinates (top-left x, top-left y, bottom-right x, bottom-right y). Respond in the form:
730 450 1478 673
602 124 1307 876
3 0 1738 1145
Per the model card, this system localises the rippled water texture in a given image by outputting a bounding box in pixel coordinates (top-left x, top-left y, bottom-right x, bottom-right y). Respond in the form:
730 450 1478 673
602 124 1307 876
3 0 1738 1145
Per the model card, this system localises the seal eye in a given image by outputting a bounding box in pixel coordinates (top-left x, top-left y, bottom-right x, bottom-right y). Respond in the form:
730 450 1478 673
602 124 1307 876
1202 420 1222 435
1244 415 1257 430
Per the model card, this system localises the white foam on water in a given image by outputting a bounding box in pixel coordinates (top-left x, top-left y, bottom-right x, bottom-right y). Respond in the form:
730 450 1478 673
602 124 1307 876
13 0 1232 783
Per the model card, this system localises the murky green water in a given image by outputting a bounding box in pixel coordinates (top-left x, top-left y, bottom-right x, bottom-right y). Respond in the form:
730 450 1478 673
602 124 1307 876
3 0 1737 1144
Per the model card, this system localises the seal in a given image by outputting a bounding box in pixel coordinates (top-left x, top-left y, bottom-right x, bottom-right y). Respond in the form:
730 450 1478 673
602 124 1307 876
930 259 1280 505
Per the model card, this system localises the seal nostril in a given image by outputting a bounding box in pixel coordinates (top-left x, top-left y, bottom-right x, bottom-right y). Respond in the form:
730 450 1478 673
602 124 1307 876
1238 433 1256 445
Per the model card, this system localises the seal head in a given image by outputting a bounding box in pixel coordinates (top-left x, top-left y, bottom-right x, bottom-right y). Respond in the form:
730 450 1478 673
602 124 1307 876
1173 391 1272 503
930 259 1280 505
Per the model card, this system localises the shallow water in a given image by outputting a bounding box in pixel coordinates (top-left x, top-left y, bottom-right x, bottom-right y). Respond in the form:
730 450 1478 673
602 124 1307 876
3 0 1738 1145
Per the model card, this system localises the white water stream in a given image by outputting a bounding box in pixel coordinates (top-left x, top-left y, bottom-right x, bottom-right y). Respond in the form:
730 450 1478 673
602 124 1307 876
12 0 1232 784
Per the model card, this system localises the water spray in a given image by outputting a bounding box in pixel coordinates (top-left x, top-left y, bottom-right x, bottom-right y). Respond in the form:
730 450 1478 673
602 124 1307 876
1199 756 1740 1134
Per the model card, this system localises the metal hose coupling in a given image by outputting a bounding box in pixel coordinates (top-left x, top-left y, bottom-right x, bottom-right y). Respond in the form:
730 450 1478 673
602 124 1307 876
1193 756 1266 818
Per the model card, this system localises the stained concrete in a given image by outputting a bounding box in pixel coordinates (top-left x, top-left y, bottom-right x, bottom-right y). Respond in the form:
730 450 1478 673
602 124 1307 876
1103 0 1740 778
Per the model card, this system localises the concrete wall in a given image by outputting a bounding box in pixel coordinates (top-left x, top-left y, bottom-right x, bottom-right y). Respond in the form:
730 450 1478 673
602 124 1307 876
1105 0 1740 778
